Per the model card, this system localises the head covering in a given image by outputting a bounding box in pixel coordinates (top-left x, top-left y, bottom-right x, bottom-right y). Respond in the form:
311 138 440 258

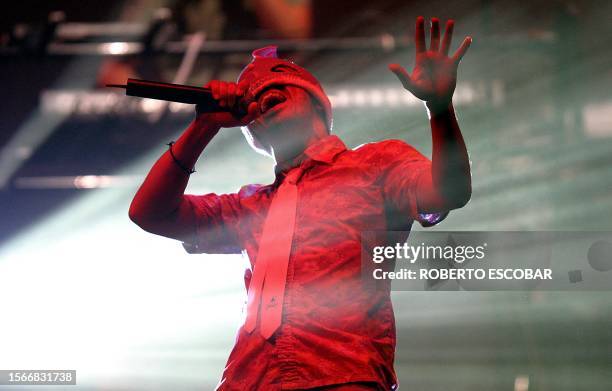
238 46 333 131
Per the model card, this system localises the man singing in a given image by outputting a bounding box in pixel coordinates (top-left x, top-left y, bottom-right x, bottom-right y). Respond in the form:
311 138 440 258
129 16 472 391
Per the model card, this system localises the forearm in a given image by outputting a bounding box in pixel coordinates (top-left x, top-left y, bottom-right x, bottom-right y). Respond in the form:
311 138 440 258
129 117 220 222
418 103 472 211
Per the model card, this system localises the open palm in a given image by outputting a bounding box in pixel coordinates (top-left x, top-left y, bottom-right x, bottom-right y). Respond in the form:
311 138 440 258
389 17 472 108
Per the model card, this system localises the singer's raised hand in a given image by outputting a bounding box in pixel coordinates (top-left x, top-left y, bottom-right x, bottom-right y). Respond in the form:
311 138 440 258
196 80 259 128
389 17 471 112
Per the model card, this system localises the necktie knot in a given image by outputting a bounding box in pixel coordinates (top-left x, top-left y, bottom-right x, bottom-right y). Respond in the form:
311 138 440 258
283 165 306 185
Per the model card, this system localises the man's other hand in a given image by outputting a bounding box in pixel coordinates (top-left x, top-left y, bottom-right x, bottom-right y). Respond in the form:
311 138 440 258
389 16 472 112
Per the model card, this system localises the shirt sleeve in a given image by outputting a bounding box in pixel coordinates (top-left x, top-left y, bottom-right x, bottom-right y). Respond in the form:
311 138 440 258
379 139 449 228
181 185 255 254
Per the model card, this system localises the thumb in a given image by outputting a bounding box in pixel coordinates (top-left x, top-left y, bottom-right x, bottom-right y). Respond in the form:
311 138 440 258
240 101 260 125
388 64 414 92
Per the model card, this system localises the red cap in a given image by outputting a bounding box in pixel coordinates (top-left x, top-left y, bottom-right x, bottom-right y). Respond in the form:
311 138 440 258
238 46 333 131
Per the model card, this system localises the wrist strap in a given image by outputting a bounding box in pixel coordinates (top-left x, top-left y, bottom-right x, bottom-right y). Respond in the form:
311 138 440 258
166 141 196 174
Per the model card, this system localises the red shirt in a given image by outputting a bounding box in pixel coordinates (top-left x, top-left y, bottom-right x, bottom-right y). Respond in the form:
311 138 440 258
182 135 447 390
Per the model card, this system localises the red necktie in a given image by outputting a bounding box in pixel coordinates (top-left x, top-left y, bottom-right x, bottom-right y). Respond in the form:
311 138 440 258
244 165 306 339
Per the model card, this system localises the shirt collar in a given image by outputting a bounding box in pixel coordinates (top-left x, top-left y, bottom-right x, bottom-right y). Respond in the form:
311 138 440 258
273 135 347 178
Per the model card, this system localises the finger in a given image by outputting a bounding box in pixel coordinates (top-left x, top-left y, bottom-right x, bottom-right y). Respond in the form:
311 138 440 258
452 36 472 64
388 63 414 92
430 17 440 52
210 80 220 100
219 82 228 107
227 83 237 107
415 16 426 53
242 101 260 124
238 80 250 96
236 81 246 97
248 101 259 117
441 19 454 56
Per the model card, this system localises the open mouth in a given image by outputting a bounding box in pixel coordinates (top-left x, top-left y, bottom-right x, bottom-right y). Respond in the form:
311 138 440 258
257 88 287 114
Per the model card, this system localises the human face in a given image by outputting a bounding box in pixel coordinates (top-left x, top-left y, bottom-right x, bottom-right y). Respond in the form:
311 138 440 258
246 84 323 157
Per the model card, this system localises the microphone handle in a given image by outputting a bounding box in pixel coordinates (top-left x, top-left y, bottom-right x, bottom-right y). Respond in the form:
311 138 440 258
110 78 246 116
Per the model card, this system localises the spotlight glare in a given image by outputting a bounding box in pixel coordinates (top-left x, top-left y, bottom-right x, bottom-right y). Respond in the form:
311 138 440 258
106 42 130 55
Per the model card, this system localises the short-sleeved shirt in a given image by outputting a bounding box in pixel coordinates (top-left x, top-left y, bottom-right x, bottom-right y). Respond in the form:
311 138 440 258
182 135 447 390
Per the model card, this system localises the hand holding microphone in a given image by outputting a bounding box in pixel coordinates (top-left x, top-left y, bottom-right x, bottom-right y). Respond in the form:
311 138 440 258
197 80 260 129
107 78 260 128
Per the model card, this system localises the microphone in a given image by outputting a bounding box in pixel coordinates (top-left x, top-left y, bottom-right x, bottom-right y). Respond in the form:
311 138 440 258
107 78 246 116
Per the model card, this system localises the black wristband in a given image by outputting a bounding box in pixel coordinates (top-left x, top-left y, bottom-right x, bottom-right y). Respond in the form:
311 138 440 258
166 141 196 174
